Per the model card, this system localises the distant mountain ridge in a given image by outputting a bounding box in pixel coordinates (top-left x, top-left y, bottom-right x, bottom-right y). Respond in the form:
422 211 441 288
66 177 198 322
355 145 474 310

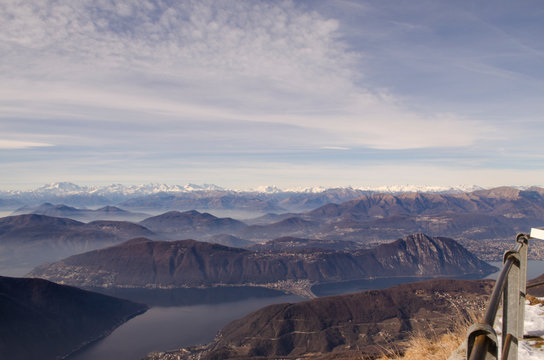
1 182 490 197
140 210 247 238
307 186 544 219
1 183 542 226
0 214 155 274
0 182 499 213
0 214 153 245
241 186 544 242
12 202 149 222
28 234 497 289
3 184 544 275
3 186 544 275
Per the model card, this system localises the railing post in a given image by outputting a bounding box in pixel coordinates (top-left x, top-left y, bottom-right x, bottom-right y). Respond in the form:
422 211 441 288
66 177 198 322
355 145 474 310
517 235 528 342
465 234 529 360
502 249 520 360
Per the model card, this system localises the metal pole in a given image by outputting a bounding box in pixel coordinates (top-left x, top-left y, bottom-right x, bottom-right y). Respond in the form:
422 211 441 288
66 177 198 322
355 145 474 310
517 234 528 340
466 236 528 360
502 249 520 360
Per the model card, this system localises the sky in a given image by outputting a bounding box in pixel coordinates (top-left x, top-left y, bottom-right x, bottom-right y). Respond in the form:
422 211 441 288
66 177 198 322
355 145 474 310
1 0 543 190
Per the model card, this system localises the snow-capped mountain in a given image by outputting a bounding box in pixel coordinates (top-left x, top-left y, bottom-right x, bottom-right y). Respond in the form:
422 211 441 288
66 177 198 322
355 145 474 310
4 181 539 199
0 182 499 203
34 182 86 194
88 183 225 196
4 182 226 197
2 182 540 215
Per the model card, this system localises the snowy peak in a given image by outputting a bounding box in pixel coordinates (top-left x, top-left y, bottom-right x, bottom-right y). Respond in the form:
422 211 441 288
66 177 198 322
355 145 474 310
2 183 542 215
36 182 86 193
0 182 528 197
252 185 284 193
8 182 226 197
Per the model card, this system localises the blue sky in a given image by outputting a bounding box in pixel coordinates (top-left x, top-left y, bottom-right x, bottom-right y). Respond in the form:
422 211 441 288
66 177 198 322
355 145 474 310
1 0 543 190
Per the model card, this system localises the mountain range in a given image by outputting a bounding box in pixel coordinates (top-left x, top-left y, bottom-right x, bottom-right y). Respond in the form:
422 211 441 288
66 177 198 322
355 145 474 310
3 182 539 360
12 202 149 222
241 186 544 242
0 214 154 275
0 182 491 214
1 182 486 198
28 234 497 290
0 275 147 360
3 185 544 275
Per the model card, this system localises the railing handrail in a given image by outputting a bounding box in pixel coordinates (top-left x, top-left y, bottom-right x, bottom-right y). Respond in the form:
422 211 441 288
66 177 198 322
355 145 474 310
466 233 529 360
483 241 523 326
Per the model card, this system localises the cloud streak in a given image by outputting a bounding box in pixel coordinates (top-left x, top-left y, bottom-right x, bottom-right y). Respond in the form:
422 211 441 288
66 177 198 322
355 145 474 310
0 140 53 150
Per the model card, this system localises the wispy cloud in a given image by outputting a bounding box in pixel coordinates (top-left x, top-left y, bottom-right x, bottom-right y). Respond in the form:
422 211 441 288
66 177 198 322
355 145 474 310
0 0 542 189
321 146 350 150
0 140 53 150
0 0 488 151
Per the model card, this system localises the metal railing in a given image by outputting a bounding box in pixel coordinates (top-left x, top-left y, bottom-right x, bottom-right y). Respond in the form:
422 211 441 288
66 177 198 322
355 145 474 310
466 233 528 360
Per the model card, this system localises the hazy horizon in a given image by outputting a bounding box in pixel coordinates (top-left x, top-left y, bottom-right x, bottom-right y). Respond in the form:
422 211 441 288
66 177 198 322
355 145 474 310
1 180 542 193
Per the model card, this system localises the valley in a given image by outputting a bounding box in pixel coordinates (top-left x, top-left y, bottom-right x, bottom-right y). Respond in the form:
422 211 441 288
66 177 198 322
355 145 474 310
2 185 544 275
5 1 542 358
0 184 542 360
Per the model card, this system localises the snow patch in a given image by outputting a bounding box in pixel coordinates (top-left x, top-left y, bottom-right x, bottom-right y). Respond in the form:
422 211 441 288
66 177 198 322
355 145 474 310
519 299 544 359
493 298 544 359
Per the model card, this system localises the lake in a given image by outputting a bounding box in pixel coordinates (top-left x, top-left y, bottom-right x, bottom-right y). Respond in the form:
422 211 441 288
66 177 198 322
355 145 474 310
312 276 434 297
485 259 544 280
68 288 302 360
68 260 544 360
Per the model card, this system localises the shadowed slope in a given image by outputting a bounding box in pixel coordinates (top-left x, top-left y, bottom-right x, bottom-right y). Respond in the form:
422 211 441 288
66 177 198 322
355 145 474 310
0 276 147 360
145 279 492 360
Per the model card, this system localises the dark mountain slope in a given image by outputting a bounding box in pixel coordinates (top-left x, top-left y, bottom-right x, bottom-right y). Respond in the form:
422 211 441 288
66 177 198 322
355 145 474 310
0 276 147 360
29 234 496 289
149 279 492 360
369 233 494 276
